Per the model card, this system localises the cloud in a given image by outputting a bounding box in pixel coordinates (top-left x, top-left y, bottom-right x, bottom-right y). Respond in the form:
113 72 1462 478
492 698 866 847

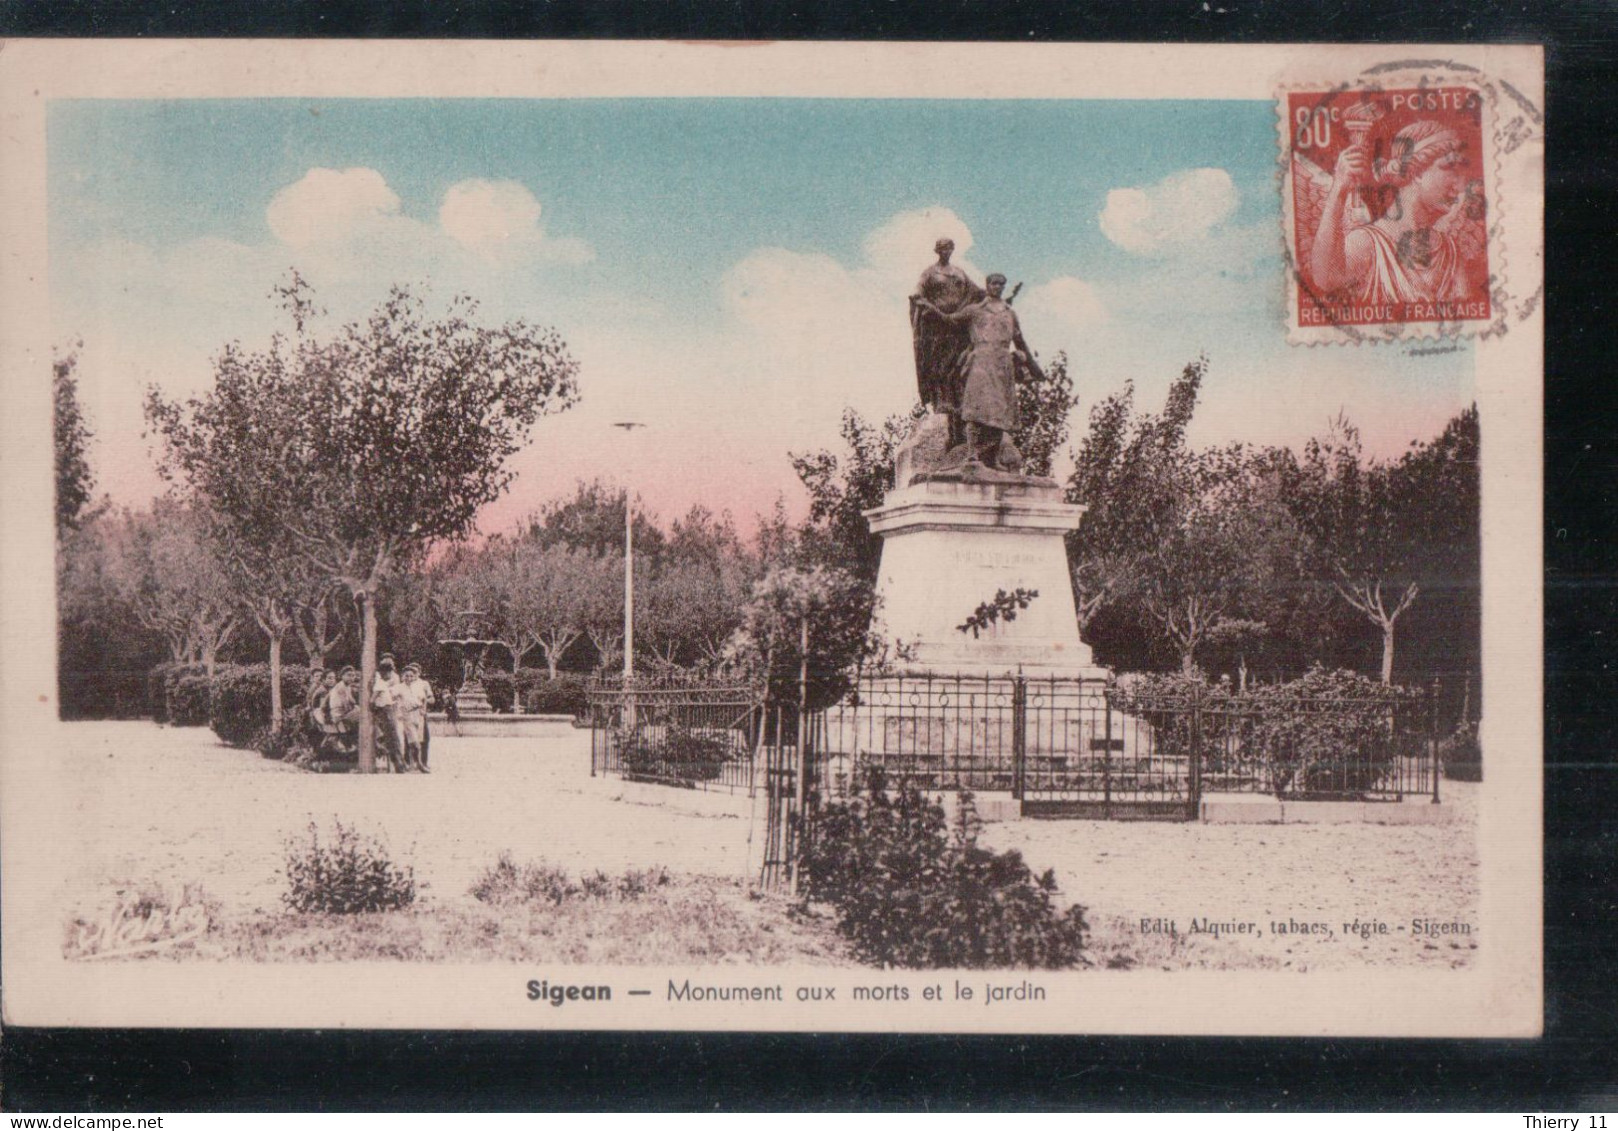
860 206 979 292
1018 275 1108 340
437 178 592 264
1099 167 1239 255
266 167 403 248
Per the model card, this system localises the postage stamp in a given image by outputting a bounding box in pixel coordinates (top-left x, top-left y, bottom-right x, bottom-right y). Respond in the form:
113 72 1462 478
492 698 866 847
0 41 1543 1038
1277 60 1540 346
1284 84 1492 338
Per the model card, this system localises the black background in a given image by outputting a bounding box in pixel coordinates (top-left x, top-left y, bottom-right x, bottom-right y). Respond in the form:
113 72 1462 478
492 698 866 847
2 0 1614 1112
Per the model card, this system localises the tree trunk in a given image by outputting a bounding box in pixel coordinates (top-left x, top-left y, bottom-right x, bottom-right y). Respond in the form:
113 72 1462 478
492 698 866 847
1180 648 1196 676
358 590 377 773
1380 619 1396 684
268 633 284 727
546 649 559 680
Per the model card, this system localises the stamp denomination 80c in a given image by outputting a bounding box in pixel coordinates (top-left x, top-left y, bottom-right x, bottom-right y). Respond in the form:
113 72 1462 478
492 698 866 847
1278 65 1528 345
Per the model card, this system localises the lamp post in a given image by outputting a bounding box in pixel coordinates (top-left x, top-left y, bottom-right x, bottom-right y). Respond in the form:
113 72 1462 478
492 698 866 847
611 422 646 686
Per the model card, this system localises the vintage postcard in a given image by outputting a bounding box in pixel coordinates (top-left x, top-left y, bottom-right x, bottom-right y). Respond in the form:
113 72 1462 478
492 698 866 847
0 41 1542 1035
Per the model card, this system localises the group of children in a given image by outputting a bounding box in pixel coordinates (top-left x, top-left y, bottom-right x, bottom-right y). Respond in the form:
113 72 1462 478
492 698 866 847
304 656 436 773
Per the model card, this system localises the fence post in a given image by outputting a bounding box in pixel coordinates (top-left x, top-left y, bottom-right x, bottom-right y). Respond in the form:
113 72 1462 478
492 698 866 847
1189 685 1203 821
1102 687 1113 819
789 617 810 894
1012 675 1027 802
1430 678 1441 805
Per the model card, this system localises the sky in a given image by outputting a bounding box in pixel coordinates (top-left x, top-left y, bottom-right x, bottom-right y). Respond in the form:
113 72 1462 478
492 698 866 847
49 97 1475 534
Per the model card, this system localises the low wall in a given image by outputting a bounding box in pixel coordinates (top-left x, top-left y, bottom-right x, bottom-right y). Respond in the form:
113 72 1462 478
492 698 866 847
430 712 580 739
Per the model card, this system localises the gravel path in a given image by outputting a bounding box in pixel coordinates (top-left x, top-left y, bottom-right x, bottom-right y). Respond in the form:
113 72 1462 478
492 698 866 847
55 721 763 919
981 785 1480 971
47 721 1478 971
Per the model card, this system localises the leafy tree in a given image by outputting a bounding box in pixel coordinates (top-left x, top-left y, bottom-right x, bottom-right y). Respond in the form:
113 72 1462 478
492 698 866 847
102 500 239 673
524 478 665 560
578 551 628 673
723 564 879 711
1065 358 1206 665
1286 407 1479 683
147 277 579 770
55 510 168 717
1138 444 1304 675
638 505 756 666
790 408 919 581
1012 350 1078 479
506 541 595 679
54 344 99 536
291 584 353 671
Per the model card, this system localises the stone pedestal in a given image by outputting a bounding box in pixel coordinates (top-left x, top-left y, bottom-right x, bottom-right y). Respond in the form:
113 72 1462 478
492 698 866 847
455 681 493 714
863 474 1102 678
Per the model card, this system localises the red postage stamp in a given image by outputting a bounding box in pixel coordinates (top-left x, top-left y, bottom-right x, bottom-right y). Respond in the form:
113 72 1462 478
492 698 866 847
1282 84 1494 343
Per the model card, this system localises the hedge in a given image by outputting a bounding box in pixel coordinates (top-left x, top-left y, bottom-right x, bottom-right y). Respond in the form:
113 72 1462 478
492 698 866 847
522 672 591 717
479 668 590 715
1110 665 1419 797
59 668 149 720
147 661 207 724
209 662 314 748
170 673 214 728
618 725 730 784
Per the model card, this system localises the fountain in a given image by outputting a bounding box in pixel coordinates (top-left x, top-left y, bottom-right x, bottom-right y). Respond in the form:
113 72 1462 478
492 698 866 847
437 604 501 715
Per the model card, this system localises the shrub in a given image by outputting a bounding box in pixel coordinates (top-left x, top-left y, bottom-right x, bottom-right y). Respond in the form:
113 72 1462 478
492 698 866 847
282 820 415 914
209 662 312 748
482 671 516 713
1110 665 1417 798
470 854 671 906
618 725 730 784
1440 720 1482 781
170 673 214 727
147 661 197 723
59 667 150 720
254 716 311 762
802 769 1088 969
522 672 591 717
477 667 582 714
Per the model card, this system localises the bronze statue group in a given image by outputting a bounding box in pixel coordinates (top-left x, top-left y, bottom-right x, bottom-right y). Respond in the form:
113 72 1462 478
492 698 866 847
303 657 436 773
909 237 1044 473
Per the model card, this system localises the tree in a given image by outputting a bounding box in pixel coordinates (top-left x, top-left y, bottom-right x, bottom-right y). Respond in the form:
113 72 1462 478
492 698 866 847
506 541 595 679
637 505 756 667
291 584 352 670
1138 444 1302 675
724 563 879 711
56 509 169 718
577 551 627 673
1287 407 1479 683
54 344 99 536
221 540 336 726
1013 350 1079 479
103 500 239 673
524 478 666 560
791 407 921 580
1065 358 1206 666
148 277 579 770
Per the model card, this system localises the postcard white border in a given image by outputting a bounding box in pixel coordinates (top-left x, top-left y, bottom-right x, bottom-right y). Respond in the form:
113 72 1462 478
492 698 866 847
0 39 1543 1036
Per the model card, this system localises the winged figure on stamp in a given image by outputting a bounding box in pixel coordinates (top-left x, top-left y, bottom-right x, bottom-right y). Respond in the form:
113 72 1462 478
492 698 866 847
1294 103 1487 306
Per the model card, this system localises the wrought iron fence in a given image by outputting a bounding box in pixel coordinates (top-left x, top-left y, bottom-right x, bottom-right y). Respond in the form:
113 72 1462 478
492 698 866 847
586 675 765 794
815 673 1438 813
1192 695 1437 800
588 670 1441 820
